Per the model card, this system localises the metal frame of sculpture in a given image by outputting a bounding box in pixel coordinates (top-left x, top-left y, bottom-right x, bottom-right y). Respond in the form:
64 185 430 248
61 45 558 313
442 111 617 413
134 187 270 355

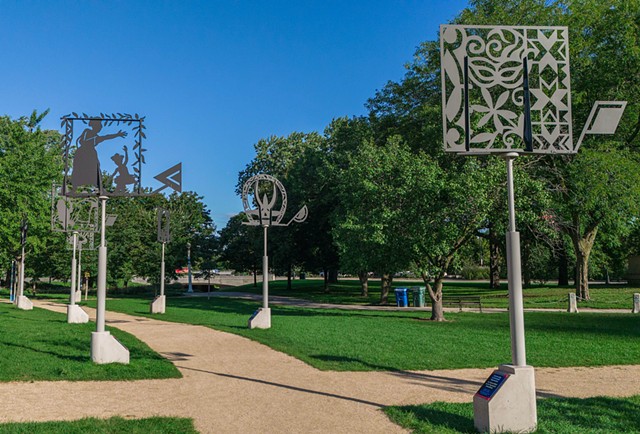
242 174 308 329
58 113 183 363
440 24 627 433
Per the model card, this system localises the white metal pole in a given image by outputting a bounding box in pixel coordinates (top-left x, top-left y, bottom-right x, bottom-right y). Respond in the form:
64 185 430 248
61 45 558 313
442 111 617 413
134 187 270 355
160 242 165 297
77 246 82 298
70 231 78 305
263 225 268 309
187 243 193 293
504 153 527 367
19 243 25 299
96 196 108 333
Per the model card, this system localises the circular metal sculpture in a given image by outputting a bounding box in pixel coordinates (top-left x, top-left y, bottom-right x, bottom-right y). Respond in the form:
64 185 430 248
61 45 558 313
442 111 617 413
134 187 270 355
241 174 308 329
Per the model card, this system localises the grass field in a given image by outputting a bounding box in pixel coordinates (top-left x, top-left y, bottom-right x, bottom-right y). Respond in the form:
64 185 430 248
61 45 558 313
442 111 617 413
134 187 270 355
0 302 181 382
385 395 640 433
0 416 197 434
83 295 640 371
230 279 639 309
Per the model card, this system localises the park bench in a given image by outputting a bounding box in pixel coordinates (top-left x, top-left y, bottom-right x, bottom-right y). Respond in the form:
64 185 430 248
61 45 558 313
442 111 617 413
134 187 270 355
441 295 482 312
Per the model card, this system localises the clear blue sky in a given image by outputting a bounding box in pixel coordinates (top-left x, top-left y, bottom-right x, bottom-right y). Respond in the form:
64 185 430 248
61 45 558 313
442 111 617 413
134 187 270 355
0 1 469 229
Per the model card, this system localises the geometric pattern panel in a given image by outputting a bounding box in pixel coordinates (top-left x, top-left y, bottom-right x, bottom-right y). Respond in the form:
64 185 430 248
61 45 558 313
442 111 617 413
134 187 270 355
440 25 574 154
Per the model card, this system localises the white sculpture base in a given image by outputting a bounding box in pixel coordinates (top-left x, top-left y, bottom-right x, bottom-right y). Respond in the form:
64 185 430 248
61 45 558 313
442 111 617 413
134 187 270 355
91 331 130 364
150 295 166 314
74 290 83 303
67 304 89 323
16 296 33 310
248 308 271 329
567 293 579 313
474 364 537 433
633 293 639 314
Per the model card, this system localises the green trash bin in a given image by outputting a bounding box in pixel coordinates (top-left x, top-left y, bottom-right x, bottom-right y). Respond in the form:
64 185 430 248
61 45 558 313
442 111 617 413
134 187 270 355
411 286 426 307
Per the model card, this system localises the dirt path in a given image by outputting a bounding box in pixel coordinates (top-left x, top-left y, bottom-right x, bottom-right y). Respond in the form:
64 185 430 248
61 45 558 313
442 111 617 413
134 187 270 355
1 300 640 433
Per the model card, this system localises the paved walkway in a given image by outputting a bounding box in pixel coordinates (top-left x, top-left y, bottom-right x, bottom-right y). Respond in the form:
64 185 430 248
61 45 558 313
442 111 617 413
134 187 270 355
1 300 639 433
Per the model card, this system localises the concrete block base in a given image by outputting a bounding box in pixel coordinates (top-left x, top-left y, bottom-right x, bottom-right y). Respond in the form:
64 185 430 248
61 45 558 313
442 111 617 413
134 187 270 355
91 331 130 364
150 295 166 314
16 296 33 310
74 290 83 303
633 293 639 314
67 304 89 323
248 308 271 329
567 293 579 313
474 364 537 433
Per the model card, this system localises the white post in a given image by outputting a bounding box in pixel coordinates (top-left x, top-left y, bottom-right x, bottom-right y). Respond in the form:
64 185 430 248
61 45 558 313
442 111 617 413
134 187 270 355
77 246 82 299
91 195 129 363
70 231 78 306
96 196 107 333
187 242 193 293
504 153 527 367
19 243 25 299
160 242 165 297
263 225 269 309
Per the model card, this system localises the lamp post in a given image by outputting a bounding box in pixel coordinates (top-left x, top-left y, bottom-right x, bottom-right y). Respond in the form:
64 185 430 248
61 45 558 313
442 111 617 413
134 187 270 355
16 219 32 310
186 242 193 293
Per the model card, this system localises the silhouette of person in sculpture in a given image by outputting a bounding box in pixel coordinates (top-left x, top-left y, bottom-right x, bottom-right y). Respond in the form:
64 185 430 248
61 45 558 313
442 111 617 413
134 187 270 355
70 119 127 192
110 146 136 193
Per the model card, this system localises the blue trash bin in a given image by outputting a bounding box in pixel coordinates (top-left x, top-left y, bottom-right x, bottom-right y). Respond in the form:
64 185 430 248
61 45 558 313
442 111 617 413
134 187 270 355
394 288 409 307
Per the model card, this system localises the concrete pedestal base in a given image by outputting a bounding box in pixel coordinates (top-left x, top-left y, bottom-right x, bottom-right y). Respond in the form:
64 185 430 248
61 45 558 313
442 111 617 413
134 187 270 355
248 307 271 329
16 296 33 310
150 295 166 314
567 293 579 313
67 304 89 323
633 293 639 314
91 331 130 364
74 290 83 303
474 364 537 433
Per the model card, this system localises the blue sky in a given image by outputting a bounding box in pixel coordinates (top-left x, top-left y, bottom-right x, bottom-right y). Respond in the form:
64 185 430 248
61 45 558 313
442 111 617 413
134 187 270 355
0 1 469 229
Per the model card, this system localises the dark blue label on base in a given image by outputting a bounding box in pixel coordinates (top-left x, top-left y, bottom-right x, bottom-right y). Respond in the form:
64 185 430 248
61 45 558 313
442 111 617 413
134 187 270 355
476 371 510 401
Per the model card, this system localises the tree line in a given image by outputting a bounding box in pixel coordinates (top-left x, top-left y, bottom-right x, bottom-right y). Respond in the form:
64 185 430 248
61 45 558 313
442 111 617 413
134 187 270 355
219 0 640 320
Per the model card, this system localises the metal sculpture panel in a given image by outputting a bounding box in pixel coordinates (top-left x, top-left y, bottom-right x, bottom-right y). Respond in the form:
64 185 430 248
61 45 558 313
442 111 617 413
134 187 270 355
242 174 308 227
157 207 171 243
61 114 145 196
440 25 573 154
51 184 99 233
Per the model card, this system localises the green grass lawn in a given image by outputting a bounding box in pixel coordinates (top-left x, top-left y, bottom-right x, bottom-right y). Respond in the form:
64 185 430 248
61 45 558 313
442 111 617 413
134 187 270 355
230 279 639 309
385 395 640 433
84 295 640 371
0 302 181 382
0 416 196 434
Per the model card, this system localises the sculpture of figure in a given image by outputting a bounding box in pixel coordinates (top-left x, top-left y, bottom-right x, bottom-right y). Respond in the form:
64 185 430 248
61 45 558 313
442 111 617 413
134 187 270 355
70 119 127 191
111 146 136 193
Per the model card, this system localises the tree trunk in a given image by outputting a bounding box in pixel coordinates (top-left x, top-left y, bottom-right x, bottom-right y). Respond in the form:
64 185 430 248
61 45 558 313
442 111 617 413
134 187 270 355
358 271 369 297
570 226 598 301
287 263 292 290
522 241 531 288
253 267 257 287
328 269 339 284
426 278 445 321
380 273 393 304
489 237 501 289
557 240 569 286
323 268 329 293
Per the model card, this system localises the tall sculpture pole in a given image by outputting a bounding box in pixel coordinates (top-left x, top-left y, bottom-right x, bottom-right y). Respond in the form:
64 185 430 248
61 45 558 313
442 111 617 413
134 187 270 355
70 231 78 306
9 260 15 302
440 24 627 434
242 174 308 329
187 242 193 293
95 196 108 335
77 244 83 301
16 220 32 310
151 207 170 313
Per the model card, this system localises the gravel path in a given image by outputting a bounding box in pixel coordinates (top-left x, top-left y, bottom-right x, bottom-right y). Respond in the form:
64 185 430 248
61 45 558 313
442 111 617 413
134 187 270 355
1 300 639 433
